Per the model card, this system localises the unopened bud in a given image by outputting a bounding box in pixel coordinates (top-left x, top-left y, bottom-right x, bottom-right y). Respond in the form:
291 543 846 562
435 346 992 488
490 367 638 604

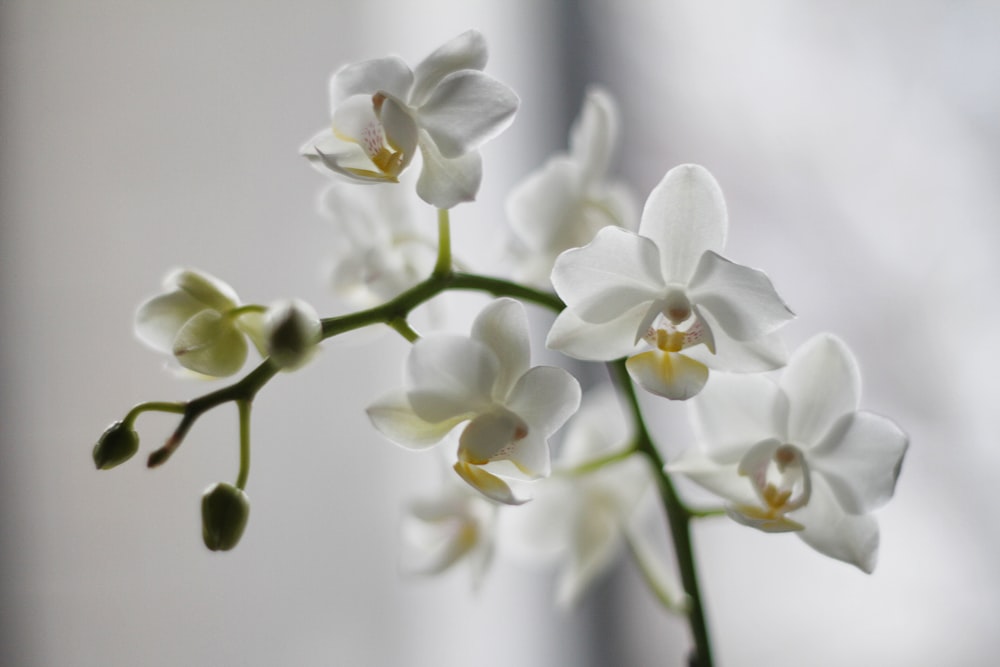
201 482 250 551
93 421 140 470
264 299 321 370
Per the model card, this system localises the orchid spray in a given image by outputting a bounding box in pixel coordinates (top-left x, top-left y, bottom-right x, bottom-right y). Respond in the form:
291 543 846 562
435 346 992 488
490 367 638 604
92 30 907 667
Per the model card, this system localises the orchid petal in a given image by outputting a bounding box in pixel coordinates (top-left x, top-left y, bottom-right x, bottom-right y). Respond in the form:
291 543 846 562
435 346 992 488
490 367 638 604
792 474 880 573
366 389 462 450
471 298 530 399
459 409 529 464
781 334 862 446
171 310 247 377
417 70 519 158
558 385 629 464
454 462 527 506
687 251 793 341
557 497 619 607
569 87 617 186
168 268 240 311
410 29 488 106
505 365 582 438
406 335 496 422
684 317 788 372
301 129 390 183
378 94 418 169
810 411 908 514
626 349 709 401
415 134 482 208
690 372 787 460
639 164 727 283
134 290 204 352
545 306 646 361
329 56 413 107
666 450 758 507
506 157 583 253
551 226 664 324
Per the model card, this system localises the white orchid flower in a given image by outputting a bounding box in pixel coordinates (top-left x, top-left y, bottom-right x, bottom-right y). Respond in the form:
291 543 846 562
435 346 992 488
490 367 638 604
506 87 638 286
134 268 265 377
318 180 435 307
400 477 498 589
668 334 908 572
367 298 581 505
547 163 794 400
301 29 520 209
501 386 681 608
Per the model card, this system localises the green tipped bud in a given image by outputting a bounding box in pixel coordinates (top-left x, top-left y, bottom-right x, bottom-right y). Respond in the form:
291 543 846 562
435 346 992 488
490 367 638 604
201 482 250 551
93 421 140 470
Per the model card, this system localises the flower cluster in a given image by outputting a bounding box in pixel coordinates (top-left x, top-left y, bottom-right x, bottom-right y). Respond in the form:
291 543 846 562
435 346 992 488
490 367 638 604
94 29 909 665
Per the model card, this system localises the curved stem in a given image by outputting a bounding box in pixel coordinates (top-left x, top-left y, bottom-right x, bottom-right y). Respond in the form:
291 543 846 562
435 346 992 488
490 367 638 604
235 400 252 490
609 360 715 667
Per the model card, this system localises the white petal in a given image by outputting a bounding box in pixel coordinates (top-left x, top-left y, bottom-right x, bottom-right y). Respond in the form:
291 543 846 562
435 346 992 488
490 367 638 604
471 298 530 399
498 433 551 479
782 334 862 446
498 477 574 561
690 371 786 462
557 385 629 465
410 29 488 106
454 462 527 505
415 134 482 208
545 305 645 361
505 365 582 439
557 497 620 607
506 157 583 253
168 268 240 311
459 409 529 464
367 389 461 449
684 313 788 372
329 56 413 107
301 128 388 183
666 450 758 507
792 474 880 573
134 290 204 352
687 251 793 342
416 70 519 158
810 411 908 514
638 164 727 283
569 86 618 186
378 94 418 168
551 226 664 324
406 335 497 422
626 350 709 401
171 310 248 377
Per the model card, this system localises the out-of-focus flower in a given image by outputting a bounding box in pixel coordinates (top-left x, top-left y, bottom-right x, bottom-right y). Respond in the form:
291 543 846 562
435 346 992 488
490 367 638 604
502 386 677 607
400 477 497 588
301 29 519 209
318 180 435 307
134 268 265 377
506 87 638 286
367 298 581 505
263 299 321 370
547 164 793 400
668 334 908 572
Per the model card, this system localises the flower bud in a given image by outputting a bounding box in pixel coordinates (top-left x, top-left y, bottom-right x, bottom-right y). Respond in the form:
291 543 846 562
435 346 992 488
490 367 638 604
92 421 140 470
263 299 321 370
201 482 250 551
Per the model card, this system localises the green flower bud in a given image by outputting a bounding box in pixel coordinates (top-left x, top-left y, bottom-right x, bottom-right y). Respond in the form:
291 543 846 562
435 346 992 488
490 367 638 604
264 299 321 370
201 482 250 551
92 421 140 470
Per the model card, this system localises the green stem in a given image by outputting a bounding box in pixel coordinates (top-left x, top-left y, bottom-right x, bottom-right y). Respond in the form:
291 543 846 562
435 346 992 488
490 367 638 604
556 448 636 477
433 208 452 277
123 401 186 425
388 317 420 342
609 360 714 667
235 400 251 490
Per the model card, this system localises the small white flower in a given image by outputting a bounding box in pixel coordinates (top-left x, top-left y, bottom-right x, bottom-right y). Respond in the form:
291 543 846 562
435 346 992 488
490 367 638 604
400 477 497 588
506 87 638 286
318 180 435 307
301 30 520 209
367 298 581 505
668 334 909 572
502 387 672 607
263 299 321 370
134 268 265 377
547 163 794 400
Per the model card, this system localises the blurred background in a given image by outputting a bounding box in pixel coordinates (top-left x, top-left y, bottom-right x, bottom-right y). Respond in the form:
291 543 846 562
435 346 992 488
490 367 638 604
2 1 999 665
